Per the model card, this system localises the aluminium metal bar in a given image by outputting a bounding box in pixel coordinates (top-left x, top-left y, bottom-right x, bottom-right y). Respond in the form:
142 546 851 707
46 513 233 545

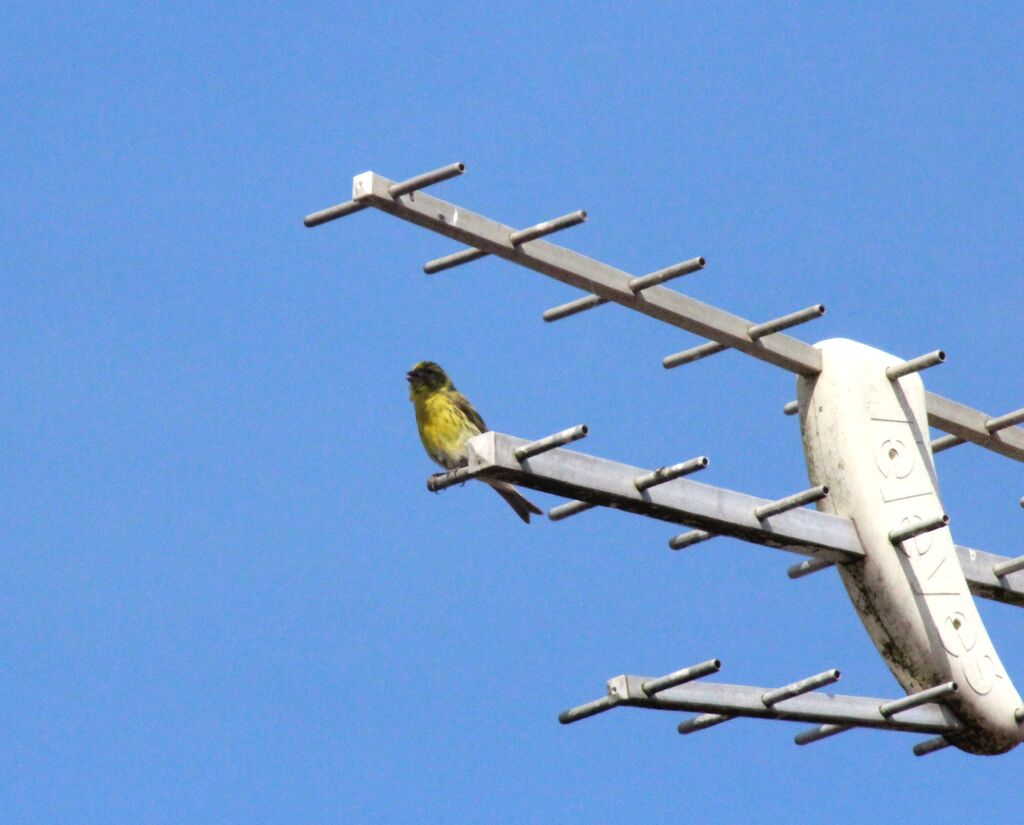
879 682 957 718
642 659 722 696
678 713 732 734
986 407 1024 432
569 674 963 735
913 736 953 757
761 669 840 707
426 466 477 492
303 199 368 226
388 162 467 198
514 425 588 461
783 400 800 416
422 247 489 274
794 723 852 745
633 456 709 491
628 257 707 291
543 294 608 322
992 554 1024 579
889 514 949 545
543 257 706 322
548 500 596 521
931 434 966 453
669 529 714 550
454 431 1024 605
886 350 946 381
663 341 727 369
329 170 1024 463
787 557 836 579
754 485 829 520
746 304 826 339
558 695 618 724
509 211 588 245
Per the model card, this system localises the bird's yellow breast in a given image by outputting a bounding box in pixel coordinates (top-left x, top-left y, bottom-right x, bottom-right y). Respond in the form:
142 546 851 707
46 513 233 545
414 390 480 469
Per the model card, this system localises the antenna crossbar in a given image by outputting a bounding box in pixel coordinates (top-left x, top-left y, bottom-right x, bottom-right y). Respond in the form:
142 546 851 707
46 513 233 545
562 673 963 737
349 171 822 374
312 169 1024 463
445 430 1024 606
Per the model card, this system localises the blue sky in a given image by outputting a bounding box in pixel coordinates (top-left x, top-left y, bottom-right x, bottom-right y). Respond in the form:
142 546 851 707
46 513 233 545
4 3 1024 822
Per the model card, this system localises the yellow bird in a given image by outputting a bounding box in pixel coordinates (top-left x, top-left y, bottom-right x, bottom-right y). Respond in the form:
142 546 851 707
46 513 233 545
407 361 542 523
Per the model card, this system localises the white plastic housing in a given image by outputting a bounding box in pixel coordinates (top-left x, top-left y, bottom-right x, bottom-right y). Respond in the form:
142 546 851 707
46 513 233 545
798 338 1022 754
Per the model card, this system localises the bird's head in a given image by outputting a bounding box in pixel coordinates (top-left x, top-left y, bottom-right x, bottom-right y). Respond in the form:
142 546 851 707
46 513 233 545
406 361 452 397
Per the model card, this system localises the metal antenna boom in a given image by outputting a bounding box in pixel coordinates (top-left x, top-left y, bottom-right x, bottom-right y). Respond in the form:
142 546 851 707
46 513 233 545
305 167 1024 463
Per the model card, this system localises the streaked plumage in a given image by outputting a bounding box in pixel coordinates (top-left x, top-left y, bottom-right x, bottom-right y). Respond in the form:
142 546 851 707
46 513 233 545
407 361 542 523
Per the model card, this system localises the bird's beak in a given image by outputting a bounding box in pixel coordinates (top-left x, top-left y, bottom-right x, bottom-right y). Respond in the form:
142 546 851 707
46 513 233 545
406 370 416 383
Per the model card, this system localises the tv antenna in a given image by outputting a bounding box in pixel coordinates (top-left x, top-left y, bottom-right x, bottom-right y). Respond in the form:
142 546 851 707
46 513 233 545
305 162 1024 756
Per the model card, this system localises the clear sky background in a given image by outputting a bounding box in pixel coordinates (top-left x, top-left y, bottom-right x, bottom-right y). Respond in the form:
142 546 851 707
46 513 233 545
4 3 1024 823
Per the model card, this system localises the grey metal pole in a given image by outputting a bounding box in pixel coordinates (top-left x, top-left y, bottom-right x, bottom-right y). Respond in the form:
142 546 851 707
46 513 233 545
886 350 946 380
662 341 727 369
888 514 949 545
992 554 1024 578
548 500 597 521
668 529 713 550
423 248 489 274
542 294 609 322
633 456 709 491
677 713 732 734
509 211 588 245
754 485 829 520
426 466 477 492
913 736 953 756
642 659 722 696
746 305 825 339
986 407 1024 432
558 695 618 724
787 558 835 579
879 682 957 718
514 425 589 461
388 162 466 198
931 434 966 453
794 723 852 746
761 669 840 707
627 257 706 292
303 199 368 227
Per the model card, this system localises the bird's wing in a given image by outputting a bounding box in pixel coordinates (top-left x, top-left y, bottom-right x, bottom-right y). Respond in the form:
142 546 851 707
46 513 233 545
451 391 488 434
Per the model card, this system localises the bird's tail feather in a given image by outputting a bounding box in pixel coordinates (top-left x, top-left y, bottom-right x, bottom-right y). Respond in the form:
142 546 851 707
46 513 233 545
485 479 543 524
